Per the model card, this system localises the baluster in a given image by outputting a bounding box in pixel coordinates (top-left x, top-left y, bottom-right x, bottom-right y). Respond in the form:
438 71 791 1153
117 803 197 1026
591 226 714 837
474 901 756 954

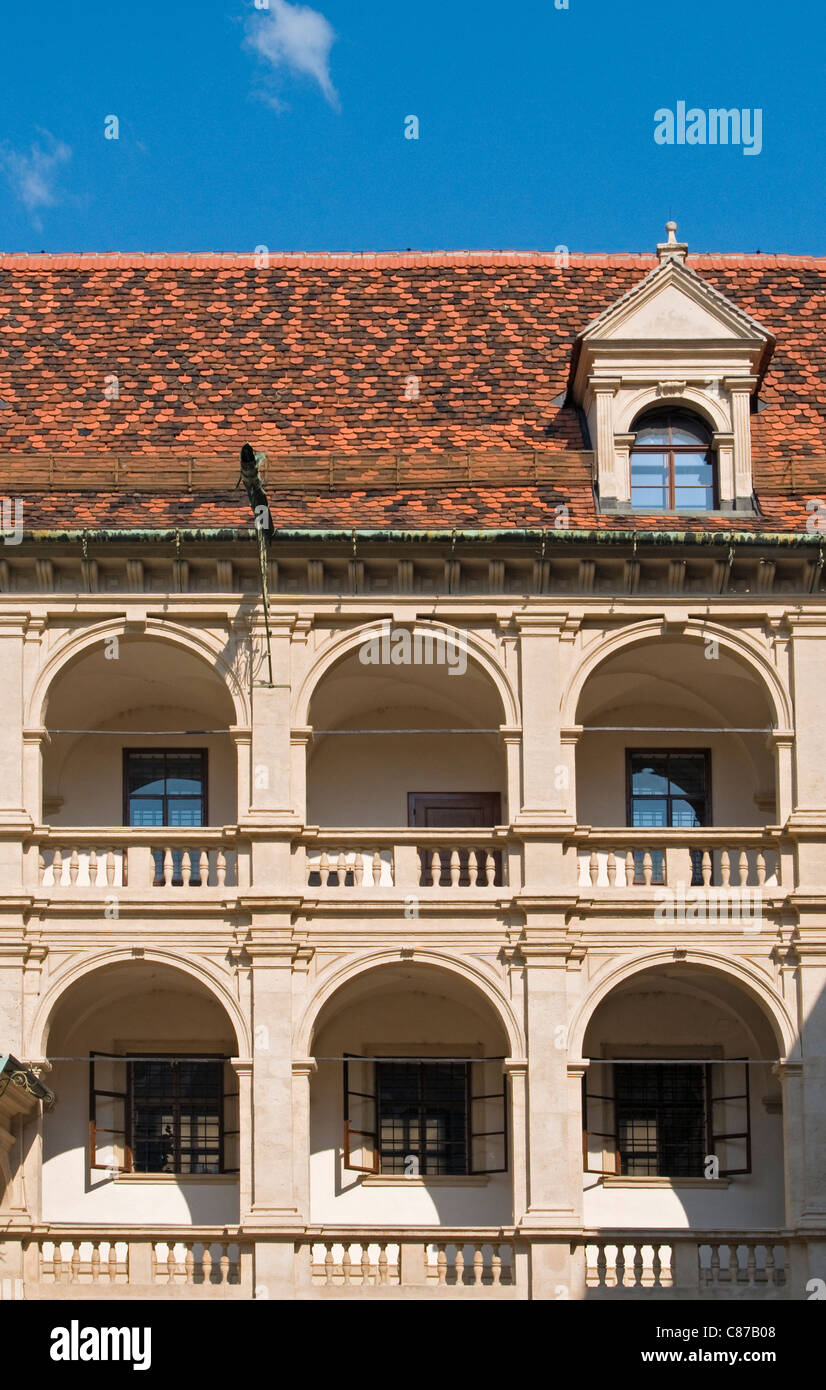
378 1246 388 1285
88 848 98 887
162 849 173 887
342 1248 352 1285
651 1246 662 1288
720 850 731 887
468 850 480 888
69 849 79 885
454 1246 466 1285
38 851 45 884
745 1243 757 1285
184 1245 195 1285
324 1247 334 1284
710 1245 721 1284
486 850 496 886
202 1245 213 1284
491 1247 502 1286
107 849 117 886
756 851 766 886
596 1245 608 1288
91 1244 101 1283
589 849 599 885
632 1246 643 1288
371 849 382 887
319 851 330 886
182 851 192 887
473 1247 484 1285
765 1244 777 1286
217 850 227 887
702 850 712 886
615 1245 627 1287
606 851 617 885
337 851 347 886
361 1249 372 1286
52 1244 63 1283
199 850 209 887
222 1247 232 1284
437 1246 447 1285
449 849 460 886
585 1245 598 1288
738 850 749 887
167 1247 177 1283
108 1244 119 1283
642 851 653 886
625 849 635 887
430 849 441 887
70 1242 80 1282
354 852 364 886
53 847 63 885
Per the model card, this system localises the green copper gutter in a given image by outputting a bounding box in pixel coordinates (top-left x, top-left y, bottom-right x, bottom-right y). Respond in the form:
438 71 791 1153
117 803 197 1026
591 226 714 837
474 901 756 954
18 527 826 548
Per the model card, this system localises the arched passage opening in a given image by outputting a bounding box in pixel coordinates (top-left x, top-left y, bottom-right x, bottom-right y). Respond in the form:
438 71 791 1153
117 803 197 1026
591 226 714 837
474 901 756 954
307 960 514 1231
580 962 786 1233
575 634 777 829
40 636 239 828
41 959 242 1226
305 630 509 827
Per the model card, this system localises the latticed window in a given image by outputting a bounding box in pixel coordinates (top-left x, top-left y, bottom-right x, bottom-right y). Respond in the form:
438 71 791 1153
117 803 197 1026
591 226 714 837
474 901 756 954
89 1053 239 1176
343 1057 507 1177
627 749 711 885
123 749 208 886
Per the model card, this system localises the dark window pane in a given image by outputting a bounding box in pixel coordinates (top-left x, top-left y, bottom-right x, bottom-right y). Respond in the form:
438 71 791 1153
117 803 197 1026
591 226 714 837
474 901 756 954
615 1063 706 1177
129 799 164 827
631 756 669 796
668 756 708 799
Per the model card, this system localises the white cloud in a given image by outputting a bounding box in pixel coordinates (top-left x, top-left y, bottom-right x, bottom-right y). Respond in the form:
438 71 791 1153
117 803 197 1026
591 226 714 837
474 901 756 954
0 131 72 223
245 0 338 108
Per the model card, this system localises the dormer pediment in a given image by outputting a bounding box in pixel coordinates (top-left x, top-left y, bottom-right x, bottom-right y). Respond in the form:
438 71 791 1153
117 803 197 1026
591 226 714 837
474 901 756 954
573 256 774 394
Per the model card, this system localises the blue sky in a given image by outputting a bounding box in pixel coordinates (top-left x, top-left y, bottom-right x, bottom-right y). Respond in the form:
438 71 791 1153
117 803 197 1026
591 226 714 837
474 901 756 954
0 0 822 254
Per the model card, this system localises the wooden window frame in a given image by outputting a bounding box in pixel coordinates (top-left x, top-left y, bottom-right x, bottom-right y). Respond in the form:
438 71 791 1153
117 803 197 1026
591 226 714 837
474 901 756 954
630 411 718 512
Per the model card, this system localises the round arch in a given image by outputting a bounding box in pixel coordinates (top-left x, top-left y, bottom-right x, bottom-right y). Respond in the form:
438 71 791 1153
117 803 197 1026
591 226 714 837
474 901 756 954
293 620 520 729
28 617 251 730
615 387 730 436
568 949 797 1062
31 949 252 1060
561 619 793 733
295 950 525 1059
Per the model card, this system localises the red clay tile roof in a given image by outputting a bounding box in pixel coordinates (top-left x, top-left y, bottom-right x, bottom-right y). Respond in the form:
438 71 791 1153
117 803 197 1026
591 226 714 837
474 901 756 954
1 250 825 534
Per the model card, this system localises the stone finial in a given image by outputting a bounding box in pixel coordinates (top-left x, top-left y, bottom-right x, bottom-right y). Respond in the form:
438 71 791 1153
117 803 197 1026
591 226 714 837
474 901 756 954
657 220 688 263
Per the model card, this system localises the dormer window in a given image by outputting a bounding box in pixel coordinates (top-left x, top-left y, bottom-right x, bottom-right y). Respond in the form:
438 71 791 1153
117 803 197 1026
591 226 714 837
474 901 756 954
630 409 716 511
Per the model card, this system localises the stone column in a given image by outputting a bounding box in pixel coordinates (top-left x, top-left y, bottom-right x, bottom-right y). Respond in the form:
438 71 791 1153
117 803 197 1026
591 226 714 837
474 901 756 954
504 1058 528 1224
786 618 826 882
521 946 581 1229
230 727 251 821
724 377 758 505
231 1058 254 1222
248 620 294 821
291 1058 317 1221
589 378 622 506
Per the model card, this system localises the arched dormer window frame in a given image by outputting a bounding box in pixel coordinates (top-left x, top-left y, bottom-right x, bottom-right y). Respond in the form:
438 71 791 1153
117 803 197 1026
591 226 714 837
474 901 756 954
628 407 718 513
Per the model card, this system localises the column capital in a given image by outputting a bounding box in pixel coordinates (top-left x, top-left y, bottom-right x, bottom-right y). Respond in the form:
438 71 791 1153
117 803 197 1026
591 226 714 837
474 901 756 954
291 1057 318 1078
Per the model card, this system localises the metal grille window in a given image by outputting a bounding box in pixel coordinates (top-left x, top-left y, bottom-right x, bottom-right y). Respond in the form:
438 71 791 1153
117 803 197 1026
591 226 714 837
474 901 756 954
615 1063 706 1177
377 1062 469 1176
630 409 717 511
130 1058 224 1174
343 1057 507 1177
89 1053 238 1176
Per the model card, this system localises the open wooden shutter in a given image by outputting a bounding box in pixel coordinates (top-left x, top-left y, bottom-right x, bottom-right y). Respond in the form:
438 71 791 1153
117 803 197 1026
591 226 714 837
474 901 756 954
469 1059 507 1173
706 1059 751 1176
222 1062 240 1175
89 1052 132 1173
343 1055 378 1173
582 1070 619 1175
